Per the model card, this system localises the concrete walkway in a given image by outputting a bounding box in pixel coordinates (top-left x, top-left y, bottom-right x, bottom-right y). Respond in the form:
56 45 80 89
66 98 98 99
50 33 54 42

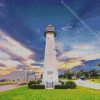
75 80 100 89
61 80 100 89
0 83 27 92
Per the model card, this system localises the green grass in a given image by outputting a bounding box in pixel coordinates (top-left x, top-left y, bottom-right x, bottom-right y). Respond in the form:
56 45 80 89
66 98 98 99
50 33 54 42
87 79 100 83
0 85 100 100
59 78 77 81
0 82 18 86
59 78 68 80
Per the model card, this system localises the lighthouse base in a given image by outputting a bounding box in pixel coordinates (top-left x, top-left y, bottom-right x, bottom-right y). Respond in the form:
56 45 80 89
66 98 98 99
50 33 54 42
40 82 61 89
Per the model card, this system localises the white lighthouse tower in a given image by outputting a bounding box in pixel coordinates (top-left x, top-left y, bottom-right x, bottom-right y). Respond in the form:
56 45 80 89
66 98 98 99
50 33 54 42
40 24 61 89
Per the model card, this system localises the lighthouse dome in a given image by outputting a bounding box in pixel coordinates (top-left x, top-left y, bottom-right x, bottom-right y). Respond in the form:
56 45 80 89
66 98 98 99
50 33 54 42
44 24 56 37
46 24 55 32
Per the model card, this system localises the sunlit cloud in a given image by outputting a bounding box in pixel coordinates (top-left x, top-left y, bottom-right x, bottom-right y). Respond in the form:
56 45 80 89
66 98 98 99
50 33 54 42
0 60 21 68
57 59 83 70
26 59 36 65
0 68 16 75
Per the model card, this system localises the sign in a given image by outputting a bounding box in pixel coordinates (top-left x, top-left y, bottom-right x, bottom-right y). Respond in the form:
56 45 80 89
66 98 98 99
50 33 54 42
47 71 53 74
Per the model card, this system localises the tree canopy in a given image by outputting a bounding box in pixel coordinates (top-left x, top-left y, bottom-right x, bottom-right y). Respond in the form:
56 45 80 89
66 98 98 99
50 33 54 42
98 63 100 67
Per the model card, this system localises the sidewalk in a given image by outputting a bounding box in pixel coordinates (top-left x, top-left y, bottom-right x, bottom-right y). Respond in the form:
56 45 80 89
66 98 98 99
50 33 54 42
0 83 27 92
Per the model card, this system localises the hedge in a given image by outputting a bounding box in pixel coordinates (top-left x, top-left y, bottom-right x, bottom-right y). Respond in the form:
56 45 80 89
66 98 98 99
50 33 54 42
28 80 37 88
29 84 45 89
59 80 64 85
37 79 42 84
54 85 68 89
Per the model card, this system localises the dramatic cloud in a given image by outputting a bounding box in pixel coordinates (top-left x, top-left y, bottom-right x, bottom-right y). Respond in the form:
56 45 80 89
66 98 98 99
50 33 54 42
57 59 83 70
0 29 36 75
0 30 35 58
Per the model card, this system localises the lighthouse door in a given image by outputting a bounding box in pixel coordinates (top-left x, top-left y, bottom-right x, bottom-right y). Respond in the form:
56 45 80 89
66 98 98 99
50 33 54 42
47 71 54 88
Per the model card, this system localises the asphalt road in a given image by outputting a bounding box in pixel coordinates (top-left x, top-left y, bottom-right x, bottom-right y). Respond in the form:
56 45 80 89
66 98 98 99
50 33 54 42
0 83 27 92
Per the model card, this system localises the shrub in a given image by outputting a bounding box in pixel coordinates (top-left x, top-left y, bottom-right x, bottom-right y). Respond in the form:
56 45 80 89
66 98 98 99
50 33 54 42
54 85 67 89
97 76 100 79
59 80 64 85
37 79 42 84
65 81 77 88
28 80 37 88
92 77 96 79
30 84 45 89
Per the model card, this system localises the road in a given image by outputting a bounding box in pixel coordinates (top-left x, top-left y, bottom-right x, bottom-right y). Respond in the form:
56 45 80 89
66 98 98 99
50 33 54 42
61 80 100 89
0 83 27 92
75 80 100 89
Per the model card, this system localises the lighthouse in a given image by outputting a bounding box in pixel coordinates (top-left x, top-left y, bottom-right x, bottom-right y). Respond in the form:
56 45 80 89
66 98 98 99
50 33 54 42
40 24 61 89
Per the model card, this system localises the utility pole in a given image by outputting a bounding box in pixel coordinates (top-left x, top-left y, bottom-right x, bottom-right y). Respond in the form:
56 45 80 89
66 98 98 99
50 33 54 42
27 69 29 83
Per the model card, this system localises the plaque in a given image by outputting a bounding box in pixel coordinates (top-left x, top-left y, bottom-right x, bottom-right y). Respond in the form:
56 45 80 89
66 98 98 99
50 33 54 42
47 71 53 74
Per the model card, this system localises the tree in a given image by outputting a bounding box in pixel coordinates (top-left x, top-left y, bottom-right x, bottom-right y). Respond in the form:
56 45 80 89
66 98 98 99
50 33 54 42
98 63 100 67
89 69 98 79
76 71 85 78
64 69 74 79
58 74 63 78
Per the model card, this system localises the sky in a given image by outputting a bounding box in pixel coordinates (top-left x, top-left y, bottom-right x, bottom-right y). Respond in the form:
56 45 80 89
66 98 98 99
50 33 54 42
0 0 100 80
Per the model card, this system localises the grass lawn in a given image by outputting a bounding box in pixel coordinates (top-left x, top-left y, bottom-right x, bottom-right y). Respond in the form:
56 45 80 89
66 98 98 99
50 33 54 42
59 78 77 81
59 78 68 80
87 79 100 83
0 85 100 100
0 82 18 86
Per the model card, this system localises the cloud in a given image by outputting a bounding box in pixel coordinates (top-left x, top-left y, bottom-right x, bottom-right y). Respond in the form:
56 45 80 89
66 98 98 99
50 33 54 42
0 29 35 59
0 50 10 61
55 41 64 52
82 52 100 61
62 25 72 31
0 29 36 75
57 59 83 70
29 49 44 62
17 65 29 70
31 63 43 67
57 50 85 60
73 44 95 49
0 63 6 67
